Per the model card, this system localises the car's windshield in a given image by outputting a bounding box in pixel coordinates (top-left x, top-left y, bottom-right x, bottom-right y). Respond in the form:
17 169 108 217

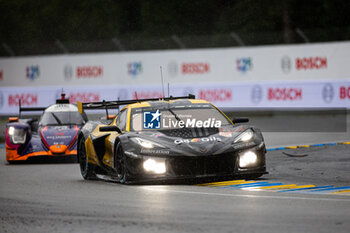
39 111 85 126
131 104 231 131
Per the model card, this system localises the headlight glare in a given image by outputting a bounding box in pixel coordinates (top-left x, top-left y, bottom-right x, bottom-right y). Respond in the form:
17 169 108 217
234 129 254 143
8 126 15 136
239 151 258 168
143 158 166 174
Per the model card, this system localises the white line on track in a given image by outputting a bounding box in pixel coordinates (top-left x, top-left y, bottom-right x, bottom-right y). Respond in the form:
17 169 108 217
143 186 350 202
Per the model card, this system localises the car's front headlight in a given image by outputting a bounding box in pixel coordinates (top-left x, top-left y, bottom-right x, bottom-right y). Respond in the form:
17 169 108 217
239 151 258 168
131 137 164 149
8 126 27 144
143 158 166 174
234 129 254 143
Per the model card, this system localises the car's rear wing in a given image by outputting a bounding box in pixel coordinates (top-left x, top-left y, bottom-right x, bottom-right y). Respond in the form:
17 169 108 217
18 100 46 118
77 94 196 117
17 92 70 118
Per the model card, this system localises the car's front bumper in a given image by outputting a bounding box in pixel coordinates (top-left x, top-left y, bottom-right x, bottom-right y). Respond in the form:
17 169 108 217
123 143 267 184
6 144 77 162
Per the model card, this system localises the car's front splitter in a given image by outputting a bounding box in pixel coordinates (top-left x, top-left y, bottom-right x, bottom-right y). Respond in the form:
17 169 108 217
6 144 77 162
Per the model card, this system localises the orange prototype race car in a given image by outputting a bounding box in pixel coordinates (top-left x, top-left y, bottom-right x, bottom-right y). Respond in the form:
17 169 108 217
5 93 87 163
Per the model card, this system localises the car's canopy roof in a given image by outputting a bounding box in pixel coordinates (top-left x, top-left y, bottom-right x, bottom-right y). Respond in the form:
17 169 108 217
45 104 79 113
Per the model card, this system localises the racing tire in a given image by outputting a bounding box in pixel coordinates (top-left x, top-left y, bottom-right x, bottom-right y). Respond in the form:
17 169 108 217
78 136 97 180
115 142 128 184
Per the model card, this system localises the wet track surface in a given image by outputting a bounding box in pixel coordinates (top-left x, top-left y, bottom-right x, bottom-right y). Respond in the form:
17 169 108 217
1 134 350 233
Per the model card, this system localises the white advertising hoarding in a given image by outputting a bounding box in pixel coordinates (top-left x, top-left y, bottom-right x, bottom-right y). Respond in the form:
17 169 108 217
0 41 350 87
0 80 349 115
0 41 350 114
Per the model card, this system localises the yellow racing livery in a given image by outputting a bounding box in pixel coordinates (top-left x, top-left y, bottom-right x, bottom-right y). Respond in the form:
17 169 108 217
77 95 267 184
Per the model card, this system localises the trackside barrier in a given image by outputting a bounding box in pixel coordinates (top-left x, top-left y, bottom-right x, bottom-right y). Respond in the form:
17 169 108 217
0 80 350 115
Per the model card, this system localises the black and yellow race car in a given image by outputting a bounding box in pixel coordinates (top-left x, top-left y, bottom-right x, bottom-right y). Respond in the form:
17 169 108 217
77 95 267 184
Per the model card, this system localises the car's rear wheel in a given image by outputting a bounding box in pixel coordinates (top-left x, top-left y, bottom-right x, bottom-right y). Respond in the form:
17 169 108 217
78 136 97 180
115 142 127 183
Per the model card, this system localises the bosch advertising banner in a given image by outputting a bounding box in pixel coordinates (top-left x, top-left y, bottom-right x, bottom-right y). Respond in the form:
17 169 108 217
1 41 350 114
1 41 350 87
0 80 349 115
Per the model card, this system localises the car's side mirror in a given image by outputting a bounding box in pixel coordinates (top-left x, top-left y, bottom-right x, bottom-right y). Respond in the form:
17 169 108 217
81 112 88 123
99 125 122 133
232 117 249 124
31 120 39 132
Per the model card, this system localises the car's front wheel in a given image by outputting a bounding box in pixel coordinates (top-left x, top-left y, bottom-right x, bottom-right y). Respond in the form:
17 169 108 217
78 136 97 180
114 142 128 183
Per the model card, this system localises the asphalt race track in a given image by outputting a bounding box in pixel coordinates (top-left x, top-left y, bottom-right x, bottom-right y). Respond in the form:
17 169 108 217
1 132 350 233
